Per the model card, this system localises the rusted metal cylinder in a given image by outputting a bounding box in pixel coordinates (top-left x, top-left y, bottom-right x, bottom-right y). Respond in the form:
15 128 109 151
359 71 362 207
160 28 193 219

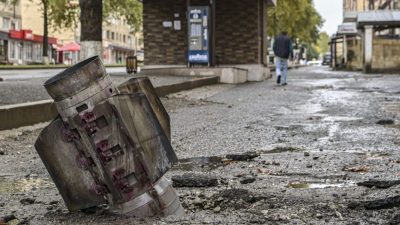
36 56 184 217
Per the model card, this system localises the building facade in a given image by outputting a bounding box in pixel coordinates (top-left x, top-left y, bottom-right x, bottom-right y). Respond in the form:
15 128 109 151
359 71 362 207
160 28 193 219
0 0 143 65
343 0 399 12
0 0 58 64
102 17 143 65
332 0 400 73
143 0 275 81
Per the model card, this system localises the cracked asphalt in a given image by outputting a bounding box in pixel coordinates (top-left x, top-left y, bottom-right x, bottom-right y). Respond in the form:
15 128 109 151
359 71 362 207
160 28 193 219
1 66 400 224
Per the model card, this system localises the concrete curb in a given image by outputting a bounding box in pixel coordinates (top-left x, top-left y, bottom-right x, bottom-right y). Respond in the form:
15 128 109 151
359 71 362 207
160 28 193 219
0 100 57 131
155 76 219 97
0 76 219 131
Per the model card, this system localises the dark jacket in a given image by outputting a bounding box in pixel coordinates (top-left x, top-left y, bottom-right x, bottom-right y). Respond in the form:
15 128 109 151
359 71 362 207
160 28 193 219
273 34 293 59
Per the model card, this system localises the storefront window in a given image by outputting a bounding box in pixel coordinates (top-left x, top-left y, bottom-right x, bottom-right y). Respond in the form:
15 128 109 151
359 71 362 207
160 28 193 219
18 42 23 60
9 41 15 59
0 40 4 57
25 42 33 60
34 44 42 62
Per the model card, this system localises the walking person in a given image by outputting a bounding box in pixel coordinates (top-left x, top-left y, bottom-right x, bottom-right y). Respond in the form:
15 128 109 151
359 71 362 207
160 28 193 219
273 31 293 86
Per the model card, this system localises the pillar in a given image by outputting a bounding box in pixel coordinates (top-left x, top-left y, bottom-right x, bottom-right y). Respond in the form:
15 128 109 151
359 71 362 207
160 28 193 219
343 34 347 65
364 25 373 73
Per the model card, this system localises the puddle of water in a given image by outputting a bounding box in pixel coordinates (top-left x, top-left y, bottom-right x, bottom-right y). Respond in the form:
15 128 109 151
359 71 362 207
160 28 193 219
296 103 325 114
322 116 362 122
287 181 356 189
0 177 53 194
173 156 225 171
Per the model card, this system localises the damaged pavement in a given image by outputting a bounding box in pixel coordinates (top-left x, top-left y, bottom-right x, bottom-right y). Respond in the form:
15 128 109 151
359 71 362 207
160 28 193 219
1 66 400 224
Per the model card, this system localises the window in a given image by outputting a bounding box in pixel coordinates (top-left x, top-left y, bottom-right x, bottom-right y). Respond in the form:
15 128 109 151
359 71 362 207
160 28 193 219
0 40 4 58
9 41 15 59
128 36 132 46
106 31 110 39
111 32 115 40
123 35 126 43
17 42 23 60
2 17 10 30
25 42 33 60
34 44 42 61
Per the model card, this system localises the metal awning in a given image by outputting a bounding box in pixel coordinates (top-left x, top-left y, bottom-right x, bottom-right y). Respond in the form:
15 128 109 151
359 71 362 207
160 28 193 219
0 31 8 40
107 44 135 52
357 11 400 27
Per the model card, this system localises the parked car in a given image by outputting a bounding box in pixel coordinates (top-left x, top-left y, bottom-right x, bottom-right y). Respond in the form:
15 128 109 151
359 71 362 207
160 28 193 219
322 54 331 66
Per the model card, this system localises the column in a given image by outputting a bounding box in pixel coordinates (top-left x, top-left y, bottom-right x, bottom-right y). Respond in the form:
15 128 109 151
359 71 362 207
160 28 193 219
343 34 347 65
364 25 373 73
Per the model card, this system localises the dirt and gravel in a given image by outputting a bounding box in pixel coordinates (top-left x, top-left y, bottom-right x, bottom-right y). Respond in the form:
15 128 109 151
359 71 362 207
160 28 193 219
1 66 400 224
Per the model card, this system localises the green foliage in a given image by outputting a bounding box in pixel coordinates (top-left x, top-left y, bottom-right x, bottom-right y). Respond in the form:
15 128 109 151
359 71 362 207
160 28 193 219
48 0 79 31
42 0 142 32
104 0 142 32
306 44 319 60
314 31 330 55
267 0 324 44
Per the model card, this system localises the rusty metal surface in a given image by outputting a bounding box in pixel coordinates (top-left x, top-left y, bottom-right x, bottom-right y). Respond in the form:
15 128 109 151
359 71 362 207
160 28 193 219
44 56 107 101
34 56 183 217
118 77 171 140
35 117 106 211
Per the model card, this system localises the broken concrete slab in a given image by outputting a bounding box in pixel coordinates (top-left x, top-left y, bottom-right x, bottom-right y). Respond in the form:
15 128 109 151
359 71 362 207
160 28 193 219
172 173 218 188
376 119 395 125
357 180 400 189
239 175 256 184
226 151 259 161
363 195 400 210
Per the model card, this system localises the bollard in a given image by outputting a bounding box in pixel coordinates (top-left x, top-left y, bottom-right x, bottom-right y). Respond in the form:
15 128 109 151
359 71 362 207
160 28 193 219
35 56 184 217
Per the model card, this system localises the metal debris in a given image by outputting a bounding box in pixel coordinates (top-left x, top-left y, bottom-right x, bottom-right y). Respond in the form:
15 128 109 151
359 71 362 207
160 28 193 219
34 56 184 217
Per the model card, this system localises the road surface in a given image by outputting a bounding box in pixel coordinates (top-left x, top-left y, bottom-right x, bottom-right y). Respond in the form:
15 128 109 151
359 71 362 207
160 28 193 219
1 66 400 224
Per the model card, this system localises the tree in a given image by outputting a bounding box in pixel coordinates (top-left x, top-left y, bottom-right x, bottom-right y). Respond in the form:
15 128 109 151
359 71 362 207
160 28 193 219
314 31 330 55
32 0 80 64
103 0 142 32
43 0 142 60
41 0 49 64
267 0 324 44
79 0 103 60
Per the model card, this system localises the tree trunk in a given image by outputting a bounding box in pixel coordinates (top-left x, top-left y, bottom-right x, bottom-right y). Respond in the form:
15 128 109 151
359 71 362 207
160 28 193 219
79 0 103 61
43 0 49 65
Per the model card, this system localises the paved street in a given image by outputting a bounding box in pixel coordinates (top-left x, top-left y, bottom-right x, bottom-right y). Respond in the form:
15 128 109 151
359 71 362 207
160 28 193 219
0 69 196 105
0 67 126 80
1 66 400 224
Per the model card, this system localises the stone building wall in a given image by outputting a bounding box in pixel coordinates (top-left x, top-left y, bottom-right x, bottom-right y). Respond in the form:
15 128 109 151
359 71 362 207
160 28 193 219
372 39 400 72
346 38 363 71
